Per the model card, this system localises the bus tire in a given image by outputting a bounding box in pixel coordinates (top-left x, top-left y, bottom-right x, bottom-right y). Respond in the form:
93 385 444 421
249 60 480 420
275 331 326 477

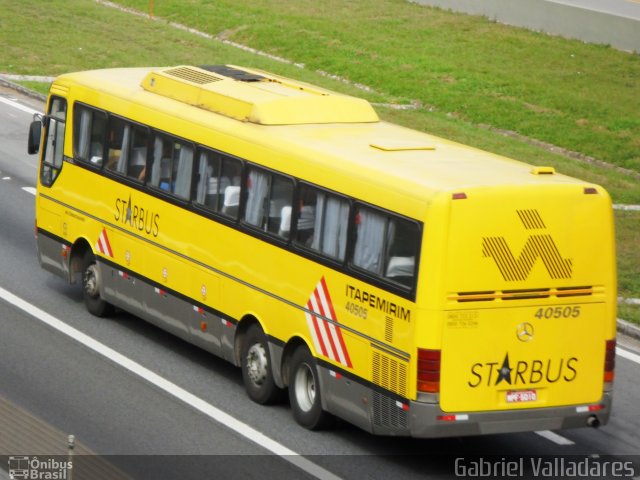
288 346 332 430
82 251 114 317
241 323 283 405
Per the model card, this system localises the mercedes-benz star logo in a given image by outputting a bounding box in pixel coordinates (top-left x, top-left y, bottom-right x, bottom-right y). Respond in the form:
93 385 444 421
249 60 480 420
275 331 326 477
516 322 534 342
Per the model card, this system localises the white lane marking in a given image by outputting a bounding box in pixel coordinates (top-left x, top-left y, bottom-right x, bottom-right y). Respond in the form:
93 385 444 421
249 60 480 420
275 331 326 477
22 187 36 195
0 286 342 480
535 430 575 445
618 346 640 365
2 177 11 180
0 95 40 116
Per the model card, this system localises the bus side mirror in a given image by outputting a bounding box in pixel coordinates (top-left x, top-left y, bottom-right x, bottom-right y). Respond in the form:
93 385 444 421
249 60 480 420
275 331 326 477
28 116 43 155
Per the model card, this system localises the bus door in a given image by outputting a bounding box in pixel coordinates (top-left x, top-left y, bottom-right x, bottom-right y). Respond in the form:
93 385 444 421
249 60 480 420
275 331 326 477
32 96 70 278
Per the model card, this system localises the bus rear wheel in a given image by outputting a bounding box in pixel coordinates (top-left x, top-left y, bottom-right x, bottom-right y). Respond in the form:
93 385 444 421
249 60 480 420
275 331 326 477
288 346 332 430
241 323 283 405
82 251 114 317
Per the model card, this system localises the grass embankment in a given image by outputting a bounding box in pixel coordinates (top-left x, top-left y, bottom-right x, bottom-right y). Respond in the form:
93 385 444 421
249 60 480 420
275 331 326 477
1 0 638 323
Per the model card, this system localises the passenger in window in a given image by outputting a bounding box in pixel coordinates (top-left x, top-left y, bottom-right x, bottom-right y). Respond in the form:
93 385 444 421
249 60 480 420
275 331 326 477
126 128 148 180
106 121 128 173
297 204 316 245
159 158 171 191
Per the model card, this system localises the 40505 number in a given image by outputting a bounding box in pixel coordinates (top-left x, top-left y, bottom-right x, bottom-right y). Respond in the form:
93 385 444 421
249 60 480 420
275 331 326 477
345 302 368 319
534 306 581 319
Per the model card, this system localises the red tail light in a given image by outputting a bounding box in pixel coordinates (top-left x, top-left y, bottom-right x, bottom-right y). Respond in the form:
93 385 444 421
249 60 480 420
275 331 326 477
604 339 616 383
417 348 441 393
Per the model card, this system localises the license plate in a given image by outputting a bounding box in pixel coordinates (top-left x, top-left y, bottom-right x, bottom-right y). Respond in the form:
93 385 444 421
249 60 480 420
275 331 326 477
506 389 538 403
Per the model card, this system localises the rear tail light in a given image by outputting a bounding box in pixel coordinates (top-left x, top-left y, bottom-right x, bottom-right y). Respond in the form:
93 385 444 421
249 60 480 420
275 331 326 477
604 339 616 384
417 348 441 393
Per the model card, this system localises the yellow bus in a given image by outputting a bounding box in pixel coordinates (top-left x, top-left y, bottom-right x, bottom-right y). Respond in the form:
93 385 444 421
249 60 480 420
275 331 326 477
28 64 617 437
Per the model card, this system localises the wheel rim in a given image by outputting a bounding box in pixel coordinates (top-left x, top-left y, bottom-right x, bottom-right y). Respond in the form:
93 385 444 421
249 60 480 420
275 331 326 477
84 264 100 298
246 343 268 386
293 363 315 412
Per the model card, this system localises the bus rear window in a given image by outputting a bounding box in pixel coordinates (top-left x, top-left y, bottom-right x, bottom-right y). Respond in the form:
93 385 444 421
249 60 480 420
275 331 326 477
352 206 420 289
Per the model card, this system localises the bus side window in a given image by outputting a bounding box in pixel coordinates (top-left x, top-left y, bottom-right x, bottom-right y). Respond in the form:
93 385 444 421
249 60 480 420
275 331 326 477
294 184 348 261
195 149 221 208
221 156 242 218
352 207 387 275
269 175 294 237
385 217 420 288
172 142 193 199
150 134 193 199
195 150 242 218
73 104 107 167
126 126 149 181
352 206 420 289
105 117 129 175
244 167 293 238
150 136 172 191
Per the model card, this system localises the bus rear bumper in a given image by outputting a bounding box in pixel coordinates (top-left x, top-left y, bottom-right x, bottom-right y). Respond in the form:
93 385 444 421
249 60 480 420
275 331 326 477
407 393 612 438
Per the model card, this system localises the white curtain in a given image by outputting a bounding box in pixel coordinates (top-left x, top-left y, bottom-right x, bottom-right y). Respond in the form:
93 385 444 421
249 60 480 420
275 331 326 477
150 137 164 186
311 194 349 260
353 209 387 274
77 109 91 160
245 169 269 227
115 125 130 173
196 152 209 204
174 145 193 198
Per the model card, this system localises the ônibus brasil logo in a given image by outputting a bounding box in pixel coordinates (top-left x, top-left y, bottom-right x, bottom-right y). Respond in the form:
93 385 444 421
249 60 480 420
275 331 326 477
8 456 72 480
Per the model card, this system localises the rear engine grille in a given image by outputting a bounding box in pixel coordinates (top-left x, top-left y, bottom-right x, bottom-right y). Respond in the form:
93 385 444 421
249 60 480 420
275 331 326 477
450 286 593 302
372 351 407 397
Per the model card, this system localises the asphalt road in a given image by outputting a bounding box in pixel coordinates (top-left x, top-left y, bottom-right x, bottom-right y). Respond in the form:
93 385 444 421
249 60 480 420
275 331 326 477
556 0 640 20
411 0 640 52
0 88 639 480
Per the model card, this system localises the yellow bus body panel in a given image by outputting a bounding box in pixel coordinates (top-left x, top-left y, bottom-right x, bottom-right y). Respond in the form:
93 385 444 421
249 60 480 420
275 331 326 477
438 184 616 412
35 66 616 433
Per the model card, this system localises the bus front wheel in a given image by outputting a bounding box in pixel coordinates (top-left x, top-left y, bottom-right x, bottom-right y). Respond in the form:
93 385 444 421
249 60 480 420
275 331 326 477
82 251 113 317
288 346 332 430
241 323 283 405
